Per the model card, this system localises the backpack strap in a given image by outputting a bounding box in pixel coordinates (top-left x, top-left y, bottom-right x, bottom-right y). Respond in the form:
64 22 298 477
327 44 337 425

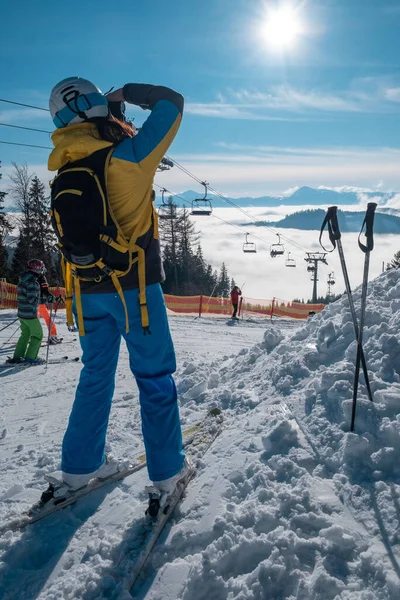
58 145 153 336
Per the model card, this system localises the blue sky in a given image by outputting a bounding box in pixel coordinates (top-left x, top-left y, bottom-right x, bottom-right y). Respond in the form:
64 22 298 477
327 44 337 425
1 0 400 196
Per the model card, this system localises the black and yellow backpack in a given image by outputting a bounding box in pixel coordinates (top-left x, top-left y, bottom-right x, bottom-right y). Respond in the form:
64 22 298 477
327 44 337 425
50 146 151 336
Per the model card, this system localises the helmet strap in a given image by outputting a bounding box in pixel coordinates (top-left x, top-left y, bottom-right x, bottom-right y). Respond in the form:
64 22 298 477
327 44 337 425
63 90 91 122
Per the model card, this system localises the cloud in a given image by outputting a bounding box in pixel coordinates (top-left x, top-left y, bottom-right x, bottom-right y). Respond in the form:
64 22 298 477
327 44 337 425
0 108 51 123
185 102 308 121
231 86 362 112
185 79 400 122
385 88 400 102
381 193 400 209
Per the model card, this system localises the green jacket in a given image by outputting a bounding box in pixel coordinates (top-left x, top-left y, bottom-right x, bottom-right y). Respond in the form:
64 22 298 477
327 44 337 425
17 271 40 319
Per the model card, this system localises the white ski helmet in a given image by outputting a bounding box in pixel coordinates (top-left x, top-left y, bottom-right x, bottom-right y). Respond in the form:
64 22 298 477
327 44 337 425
49 77 109 129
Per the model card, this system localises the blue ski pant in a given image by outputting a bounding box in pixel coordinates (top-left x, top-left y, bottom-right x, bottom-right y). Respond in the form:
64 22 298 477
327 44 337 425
61 284 185 482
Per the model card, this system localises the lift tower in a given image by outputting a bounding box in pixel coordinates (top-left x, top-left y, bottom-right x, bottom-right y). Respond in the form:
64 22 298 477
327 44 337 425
304 253 328 302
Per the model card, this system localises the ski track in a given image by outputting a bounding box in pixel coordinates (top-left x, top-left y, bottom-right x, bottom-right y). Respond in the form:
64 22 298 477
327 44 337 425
0 272 400 600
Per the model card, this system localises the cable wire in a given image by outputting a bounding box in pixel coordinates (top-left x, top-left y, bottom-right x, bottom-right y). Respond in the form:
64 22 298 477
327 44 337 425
0 140 52 150
0 122 51 134
0 98 49 112
165 155 312 254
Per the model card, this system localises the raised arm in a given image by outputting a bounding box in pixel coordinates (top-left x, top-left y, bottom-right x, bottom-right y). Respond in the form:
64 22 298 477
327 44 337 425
110 84 184 175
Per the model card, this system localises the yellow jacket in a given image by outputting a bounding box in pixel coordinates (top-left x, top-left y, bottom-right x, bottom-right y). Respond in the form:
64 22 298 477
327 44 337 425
48 84 183 241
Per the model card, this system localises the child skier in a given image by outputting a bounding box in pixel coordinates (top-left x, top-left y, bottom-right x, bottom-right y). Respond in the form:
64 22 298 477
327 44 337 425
231 285 242 319
10 259 55 364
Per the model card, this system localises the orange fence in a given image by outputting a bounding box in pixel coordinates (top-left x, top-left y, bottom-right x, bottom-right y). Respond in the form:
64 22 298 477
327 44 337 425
0 281 325 320
164 294 202 315
0 281 65 310
241 296 325 320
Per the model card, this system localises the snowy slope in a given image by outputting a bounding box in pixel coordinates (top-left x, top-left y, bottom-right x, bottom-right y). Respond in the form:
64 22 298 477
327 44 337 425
1 271 400 599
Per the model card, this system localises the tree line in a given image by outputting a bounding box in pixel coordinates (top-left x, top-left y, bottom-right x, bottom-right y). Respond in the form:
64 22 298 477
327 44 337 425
0 162 60 283
0 163 236 296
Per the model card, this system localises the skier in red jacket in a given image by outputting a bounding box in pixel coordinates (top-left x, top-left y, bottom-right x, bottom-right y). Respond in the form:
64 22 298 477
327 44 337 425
231 286 242 319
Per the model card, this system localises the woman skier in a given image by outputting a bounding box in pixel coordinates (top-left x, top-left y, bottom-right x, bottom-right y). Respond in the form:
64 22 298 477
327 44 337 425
47 77 188 504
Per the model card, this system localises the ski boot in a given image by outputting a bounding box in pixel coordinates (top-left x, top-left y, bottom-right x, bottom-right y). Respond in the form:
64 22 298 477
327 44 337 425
145 458 193 518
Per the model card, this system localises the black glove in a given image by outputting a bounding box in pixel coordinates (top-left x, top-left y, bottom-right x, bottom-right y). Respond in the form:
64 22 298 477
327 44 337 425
46 294 56 303
56 295 64 303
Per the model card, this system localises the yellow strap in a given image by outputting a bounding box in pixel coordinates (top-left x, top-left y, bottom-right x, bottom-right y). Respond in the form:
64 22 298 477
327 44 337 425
61 257 75 330
110 272 130 334
152 206 159 240
73 276 85 336
99 235 129 253
131 244 149 330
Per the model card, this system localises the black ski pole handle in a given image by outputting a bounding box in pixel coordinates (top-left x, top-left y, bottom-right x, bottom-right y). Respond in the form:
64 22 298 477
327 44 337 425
358 202 377 253
319 206 341 252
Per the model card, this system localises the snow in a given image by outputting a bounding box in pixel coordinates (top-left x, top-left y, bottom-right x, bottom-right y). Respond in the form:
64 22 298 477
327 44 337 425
1 269 400 599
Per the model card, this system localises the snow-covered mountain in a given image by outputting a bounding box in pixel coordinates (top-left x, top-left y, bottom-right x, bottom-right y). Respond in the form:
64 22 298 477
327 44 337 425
261 208 400 233
154 185 400 209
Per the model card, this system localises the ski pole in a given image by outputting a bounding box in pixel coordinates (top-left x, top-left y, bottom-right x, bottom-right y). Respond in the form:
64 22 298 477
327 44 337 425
0 318 18 334
45 297 63 369
0 323 20 350
350 203 376 431
45 304 53 370
319 206 373 404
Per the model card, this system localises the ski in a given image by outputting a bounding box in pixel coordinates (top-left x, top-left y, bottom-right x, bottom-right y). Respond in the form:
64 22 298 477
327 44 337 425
124 408 223 593
0 410 222 533
0 356 80 369
48 356 80 364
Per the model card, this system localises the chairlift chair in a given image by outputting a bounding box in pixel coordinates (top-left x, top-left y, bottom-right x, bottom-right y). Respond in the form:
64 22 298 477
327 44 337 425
307 265 316 273
285 252 296 267
158 188 174 220
328 272 335 285
270 233 285 258
242 233 257 253
157 157 174 172
191 181 212 216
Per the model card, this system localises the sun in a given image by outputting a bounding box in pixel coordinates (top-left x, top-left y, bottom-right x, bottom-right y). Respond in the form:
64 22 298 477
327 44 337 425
262 6 302 51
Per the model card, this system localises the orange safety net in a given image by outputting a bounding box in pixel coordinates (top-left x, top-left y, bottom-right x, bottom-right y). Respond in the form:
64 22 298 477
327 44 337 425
1 283 324 320
202 296 232 315
164 294 201 314
0 282 66 310
241 297 274 317
271 298 325 319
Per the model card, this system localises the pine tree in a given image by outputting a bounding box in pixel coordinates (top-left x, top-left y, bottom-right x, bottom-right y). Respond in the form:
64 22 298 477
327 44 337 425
387 250 400 270
158 201 234 297
216 262 230 297
158 196 180 294
11 168 60 283
0 162 13 279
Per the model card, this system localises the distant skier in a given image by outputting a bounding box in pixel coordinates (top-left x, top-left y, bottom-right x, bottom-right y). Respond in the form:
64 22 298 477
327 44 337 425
46 77 188 506
231 285 242 319
37 272 63 344
9 259 52 364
